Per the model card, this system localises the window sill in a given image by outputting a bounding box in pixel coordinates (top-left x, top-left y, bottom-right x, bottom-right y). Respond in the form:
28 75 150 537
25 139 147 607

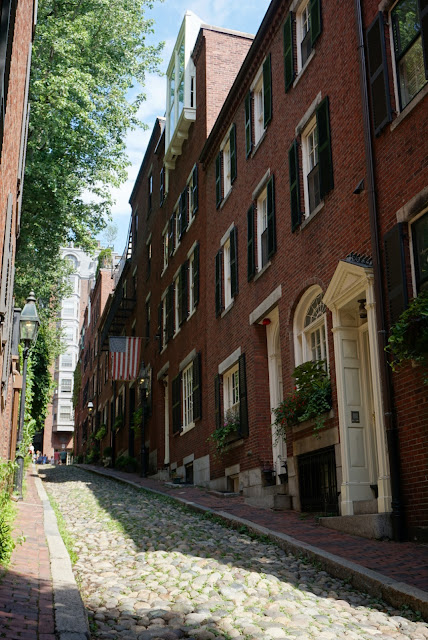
187 308 196 322
187 216 195 232
173 327 181 339
220 188 233 210
300 200 325 231
254 260 271 282
181 421 195 435
221 300 234 318
293 49 316 89
161 266 168 278
390 82 428 133
250 128 267 158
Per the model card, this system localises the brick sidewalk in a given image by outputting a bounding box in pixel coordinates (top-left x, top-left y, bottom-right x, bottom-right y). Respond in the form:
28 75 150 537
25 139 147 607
82 464 428 595
0 466 56 640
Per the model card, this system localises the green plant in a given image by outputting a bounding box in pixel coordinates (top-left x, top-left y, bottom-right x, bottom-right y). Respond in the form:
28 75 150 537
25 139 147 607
273 359 332 439
112 415 123 432
131 408 143 434
209 407 240 456
94 424 107 441
102 446 113 458
386 290 428 382
115 455 138 472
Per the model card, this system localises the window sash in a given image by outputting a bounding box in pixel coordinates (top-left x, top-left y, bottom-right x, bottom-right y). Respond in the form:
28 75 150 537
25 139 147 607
182 364 193 428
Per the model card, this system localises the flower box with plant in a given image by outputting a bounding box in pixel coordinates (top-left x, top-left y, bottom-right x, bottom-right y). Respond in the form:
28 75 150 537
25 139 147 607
112 415 123 432
386 290 428 383
209 407 241 456
273 359 332 439
94 424 107 441
131 408 143 435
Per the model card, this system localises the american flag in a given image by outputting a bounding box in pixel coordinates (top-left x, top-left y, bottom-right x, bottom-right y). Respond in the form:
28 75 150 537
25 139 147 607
109 337 142 381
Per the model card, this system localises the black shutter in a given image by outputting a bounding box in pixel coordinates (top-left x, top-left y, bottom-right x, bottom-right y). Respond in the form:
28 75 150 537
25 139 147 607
0 194 13 317
310 0 322 46
172 374 182 433
192 164 199 213
230 123 237 183
384 224 408 325
316 96 334 199
366 13 392 136
157 303 163 352
283 13 294 92
160 166 165 205
179 187 188 238
419 0 428 79
215 152 222 208
247 204 255 281
214 374 221 430
166 284 174 341
263 54 272 127
267 175 276 259
192 243 199 308
179 261 188 326
230 226 238 298
192 352 202 421
238 354 249 437
245 92 252 157
215 250 222 317
289 139 301 231
168 214 174 257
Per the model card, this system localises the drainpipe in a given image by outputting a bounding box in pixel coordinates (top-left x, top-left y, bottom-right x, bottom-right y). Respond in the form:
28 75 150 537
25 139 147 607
354 0 405 541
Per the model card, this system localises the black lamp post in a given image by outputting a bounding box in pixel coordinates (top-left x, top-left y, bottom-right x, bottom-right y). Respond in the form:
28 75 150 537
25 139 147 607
138 364 149 478
15 292 40 499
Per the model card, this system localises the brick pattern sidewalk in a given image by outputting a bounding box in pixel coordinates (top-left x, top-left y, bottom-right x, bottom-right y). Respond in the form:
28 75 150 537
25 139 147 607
84 465 428 594
0 467 55 640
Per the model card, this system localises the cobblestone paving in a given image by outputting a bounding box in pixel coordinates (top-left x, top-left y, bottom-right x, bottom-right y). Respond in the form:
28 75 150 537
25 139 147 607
42 467 428 640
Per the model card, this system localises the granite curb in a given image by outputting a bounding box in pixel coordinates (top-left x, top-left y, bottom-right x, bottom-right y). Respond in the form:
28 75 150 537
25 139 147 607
80 464 428 620
35 469 90 640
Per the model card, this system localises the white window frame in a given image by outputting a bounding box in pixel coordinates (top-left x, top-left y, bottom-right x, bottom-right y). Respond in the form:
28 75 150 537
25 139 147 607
301 115 321 217
61 353 73 369
182 362 193 431
296 0 312 73
59 404 73 422
161 291 168 348
220 132 232 198
389 0 427 113
251 67 265 147
62 301 75 318
189 252 195 314
188 174 196 224
162 226 169 272
174 204 180 251
174 273 180 335
293 286 329 368
223 238 232 309
223 364 240 418
256 186 268 271
60 378 72 393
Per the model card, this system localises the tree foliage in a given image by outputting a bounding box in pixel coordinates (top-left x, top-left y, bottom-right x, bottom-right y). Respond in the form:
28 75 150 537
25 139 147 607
15 0 163 311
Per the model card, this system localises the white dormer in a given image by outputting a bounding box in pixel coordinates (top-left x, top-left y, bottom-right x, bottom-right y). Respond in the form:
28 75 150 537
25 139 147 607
165 11 203 169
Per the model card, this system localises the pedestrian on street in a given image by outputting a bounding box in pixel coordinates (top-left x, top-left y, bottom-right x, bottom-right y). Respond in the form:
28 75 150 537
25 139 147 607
60 451 67 465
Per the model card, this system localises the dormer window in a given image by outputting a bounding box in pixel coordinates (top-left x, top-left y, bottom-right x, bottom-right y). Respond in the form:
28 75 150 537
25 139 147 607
165 12 202 168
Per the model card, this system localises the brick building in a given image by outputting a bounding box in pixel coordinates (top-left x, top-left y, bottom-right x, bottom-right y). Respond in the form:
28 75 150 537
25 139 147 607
0 0 37 461
75 1 428 541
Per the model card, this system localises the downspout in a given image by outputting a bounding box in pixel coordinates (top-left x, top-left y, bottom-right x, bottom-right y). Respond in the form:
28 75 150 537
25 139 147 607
354 0 405 541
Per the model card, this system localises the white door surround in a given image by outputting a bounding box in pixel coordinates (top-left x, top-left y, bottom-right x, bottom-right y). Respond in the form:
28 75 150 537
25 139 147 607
164 376 170 465
323 260 391 516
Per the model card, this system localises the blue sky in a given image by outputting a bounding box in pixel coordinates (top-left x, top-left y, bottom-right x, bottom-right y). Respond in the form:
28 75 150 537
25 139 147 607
104 0 271 254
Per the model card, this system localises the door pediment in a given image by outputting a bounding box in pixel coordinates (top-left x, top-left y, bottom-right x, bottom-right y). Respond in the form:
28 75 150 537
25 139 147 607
323 260 373 311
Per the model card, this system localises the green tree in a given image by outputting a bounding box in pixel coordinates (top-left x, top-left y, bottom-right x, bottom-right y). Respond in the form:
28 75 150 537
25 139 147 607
15 0 163 311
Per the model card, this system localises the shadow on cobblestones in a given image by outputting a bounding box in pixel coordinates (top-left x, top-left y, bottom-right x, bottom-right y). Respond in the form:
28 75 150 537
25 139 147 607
40 466 427 639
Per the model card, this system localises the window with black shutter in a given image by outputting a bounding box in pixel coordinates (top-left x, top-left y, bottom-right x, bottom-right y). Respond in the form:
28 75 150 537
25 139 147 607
168 214 175 258
172 374 182 433
289 139 301 231
215 250 222 317
230 226 238 298
384 224 408 325
245 92 252 157
215 153 222 208
179 261 188 326
267 176 276 259
366 13 392 135
283 13 294 92
316 97 334 199
0 0 18 160
166 285 174 342
193 243 200 307
247 205 255 281
192 352 202 421
412 212 428 292
263 54 272 127
191 164 198 215
230 124 237 183
179 187 188 238
310 0 322 46
0 194 13 319
238 354 249 437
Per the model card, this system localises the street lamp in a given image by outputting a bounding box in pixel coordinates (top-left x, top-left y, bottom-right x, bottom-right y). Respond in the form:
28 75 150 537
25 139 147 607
15 292 40 499
138 363 149 478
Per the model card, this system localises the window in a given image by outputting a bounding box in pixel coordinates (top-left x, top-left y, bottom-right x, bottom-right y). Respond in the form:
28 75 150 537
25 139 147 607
216 227 238 316
188 243 199 315
172 353 202 434
64 254 78 271
64 326 74 342
61 353 73 368
61 378 72 393
247 176 276 280
62 301 75 318
59 405 73 421
214 354 248 437
174 273 180 333
411 210 428 292
297 0 322 72
223 364 239 416
216 126 237 207
391 0 427 110
245 56 272 156
146 239 152 279
148 173 153 214
162 228 169 272
294 287 328 367
302 118 320 214
189 164 199 222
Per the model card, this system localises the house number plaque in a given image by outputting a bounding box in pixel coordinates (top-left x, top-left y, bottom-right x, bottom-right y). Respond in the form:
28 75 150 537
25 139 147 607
351 411 360 423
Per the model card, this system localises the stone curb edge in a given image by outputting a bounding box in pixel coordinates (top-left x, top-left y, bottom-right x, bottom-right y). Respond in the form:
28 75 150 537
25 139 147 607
35 467 90 640
80 464 428 621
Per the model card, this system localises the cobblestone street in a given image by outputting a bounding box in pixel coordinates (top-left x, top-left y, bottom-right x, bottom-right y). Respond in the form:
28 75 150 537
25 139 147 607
41 467 428 640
